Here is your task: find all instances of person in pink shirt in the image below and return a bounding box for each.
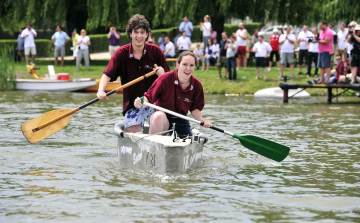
[317,21,333,84]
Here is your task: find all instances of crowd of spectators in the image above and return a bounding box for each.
[14,18,360,84]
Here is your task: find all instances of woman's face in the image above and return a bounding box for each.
[81,30,86,36]
[204,16,208,22]
[182,32,187,37]
[176,55,195,81]
[207,39,212,45]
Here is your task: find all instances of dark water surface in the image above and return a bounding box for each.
[1,91,360,222]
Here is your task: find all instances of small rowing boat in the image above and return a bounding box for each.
[15,78,97,92]
[113,121,208,174]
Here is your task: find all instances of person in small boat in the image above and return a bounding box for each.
[97,14,170,133]
[134,51,212,137]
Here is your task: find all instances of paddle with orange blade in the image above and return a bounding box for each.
[21,65,158,144]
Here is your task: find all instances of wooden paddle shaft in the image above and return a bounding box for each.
[32,65,158,133]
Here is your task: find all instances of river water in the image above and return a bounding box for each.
[1,91,360,222]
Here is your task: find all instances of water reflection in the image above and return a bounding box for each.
[0,91,359,222]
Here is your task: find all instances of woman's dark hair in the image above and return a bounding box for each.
[207,38,213,45]
[125,14,151,41]
[177,51,196,64]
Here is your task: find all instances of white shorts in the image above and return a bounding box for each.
[338,42,345,50]
[124,107,156,129]
[24,47,36,56]
[109,45,120,57]
[71,46,78,57]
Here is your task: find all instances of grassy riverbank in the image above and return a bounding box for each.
[14,59,351,96]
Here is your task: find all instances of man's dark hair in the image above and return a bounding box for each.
[320,21,328,26]
[258,35,264,39]
[27,23,32,27]
[58,25,63,31]
[125,14,151,41]
[336,54,341,58]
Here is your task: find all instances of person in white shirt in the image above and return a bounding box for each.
[279,26,296,78]
[225,35,237,80]
[193,43,203,69]
[177,31,191,54]
[297,25,312,75]
[158,32,166,52]
[235,23,248,70]
[200,15,211,54]
[306,27,319,77]
[164,36,175,58]
[202,38,216,71]
[252,35,272,80]
[76,29,91,70]
[21,23,37,66]
[337,23,348,60]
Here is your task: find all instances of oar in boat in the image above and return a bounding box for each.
[139,97,290,162]
[21,65,158,144]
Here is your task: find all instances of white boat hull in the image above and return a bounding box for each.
[114,122,208,174]
[254,87,310,99]
[15,79,97,92]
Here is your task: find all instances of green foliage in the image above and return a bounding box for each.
[0,47,16,91]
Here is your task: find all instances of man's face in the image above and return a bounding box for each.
[222,32,227,39]
[57,26,61,32]
[239,24,243,29]
[130,28,147,45]
[336,56,341,63]
[258,36,263,43]
[303,25,308,32]
[286,27,291,33]
[165,37,170,43]
[184,17,188,23]
[312,28,317,34]
[319,23,326,30]
[340,25,345,30]
[27,25,32,30]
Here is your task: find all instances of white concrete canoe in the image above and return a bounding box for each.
[15,78,97,92]
[254,87,310,99]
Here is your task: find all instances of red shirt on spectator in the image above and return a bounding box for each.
[270,35,280,51]
[103,43,170,115]
[144,70,205,117]
[335,61,346,80]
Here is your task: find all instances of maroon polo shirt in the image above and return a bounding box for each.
[103,43,170,115]
[335,61,346,80]
[144,70,205,117]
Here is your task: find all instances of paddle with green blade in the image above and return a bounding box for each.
[140,97,290,162]
[21,65,158,144]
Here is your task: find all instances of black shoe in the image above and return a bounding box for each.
[313,78,319,82]
[307,80,313,85]
[298,72,302,75]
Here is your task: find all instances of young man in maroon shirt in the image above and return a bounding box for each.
[97,14,170,133]
[134,51,212,137]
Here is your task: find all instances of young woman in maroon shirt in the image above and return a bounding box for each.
[134,51,212,137]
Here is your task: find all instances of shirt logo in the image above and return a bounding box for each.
[184,98,192,102]
[144,50,147,54]
[190,85,194,90]
[130,54,133,58]
[174,80,179,84]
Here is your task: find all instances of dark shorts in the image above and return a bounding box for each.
[168,117,192,138]
[269,50,280,62]
[255,57,267,67]
[216,56,227,67]
[351,54,360,67]
[317,52,331,68]
[237,46,247,56]
[298,49,308,65]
